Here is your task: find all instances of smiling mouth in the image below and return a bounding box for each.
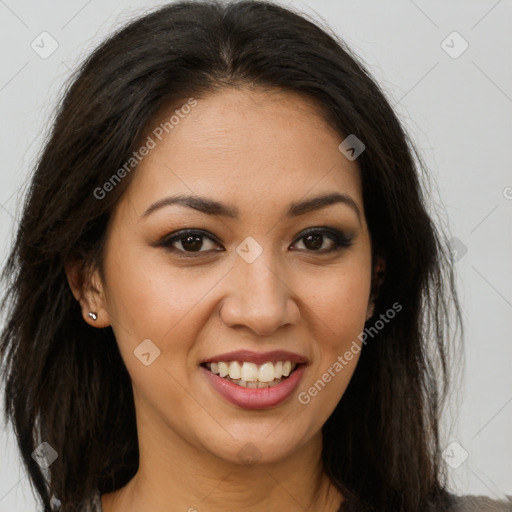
[201,360,300,389]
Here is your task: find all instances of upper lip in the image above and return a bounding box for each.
[200,350,308,365]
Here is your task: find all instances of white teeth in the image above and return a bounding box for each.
[218,362,229,378]
[228,361,242,379]
[240,362,259,382]
[205,360,298,385]
[274,361,283,379]
[258,362,275,382]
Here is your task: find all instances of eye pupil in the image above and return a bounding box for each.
[304,233,323,250]
[181,235,203,252]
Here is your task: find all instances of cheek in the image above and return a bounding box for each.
[304,263,371,347]
[296,263,370,408]
[102,236,219,338]
[101,243,213,416]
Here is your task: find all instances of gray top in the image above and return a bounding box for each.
[84,489,512,511]
[447,495,512,511]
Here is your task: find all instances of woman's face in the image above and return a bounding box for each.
[90,87,372,466]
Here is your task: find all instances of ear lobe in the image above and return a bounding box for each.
[64,259,110,328]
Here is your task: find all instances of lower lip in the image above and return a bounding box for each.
[200,364,306,410]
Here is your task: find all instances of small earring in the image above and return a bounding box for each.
[88,312,98,321]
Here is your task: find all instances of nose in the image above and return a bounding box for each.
[219,250,300,336]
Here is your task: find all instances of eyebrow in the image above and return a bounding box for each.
[142,192,361,222]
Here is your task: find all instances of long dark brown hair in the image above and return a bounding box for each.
[0,1,464,510]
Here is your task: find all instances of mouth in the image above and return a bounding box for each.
[199,351,307,410]
[200,360,302,389]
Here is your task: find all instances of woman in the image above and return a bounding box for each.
[0,1,510,511]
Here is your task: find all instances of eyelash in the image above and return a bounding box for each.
[157,227,354,258]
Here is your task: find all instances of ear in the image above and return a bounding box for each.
[366,255,386,321]
[65,259,111,328]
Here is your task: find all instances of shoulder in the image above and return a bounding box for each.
[447,494,512,511]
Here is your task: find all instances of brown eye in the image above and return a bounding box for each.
[159,229,222,256]
[177,234,208,252]
[291,228,354,253]
[301,233,325,251]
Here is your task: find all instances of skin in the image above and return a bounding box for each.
[66,86,379,512]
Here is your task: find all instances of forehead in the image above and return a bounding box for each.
[125,87,363,218]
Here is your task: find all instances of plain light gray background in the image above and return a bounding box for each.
[0,0,511,509]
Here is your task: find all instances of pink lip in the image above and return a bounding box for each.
[200,349,308,365]
[200,363,306,410]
